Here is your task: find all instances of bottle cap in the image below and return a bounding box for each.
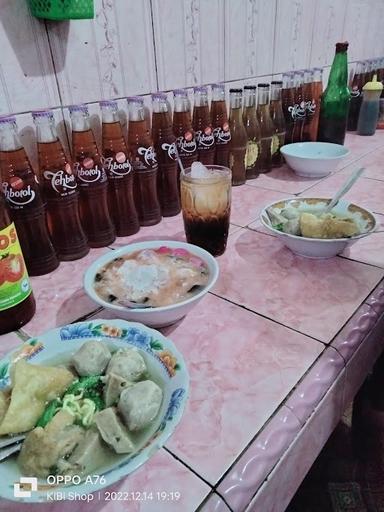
[0,116,16,125]
[336,41,348,52]
[151,92,167,101]
[211,83,225,90]
[244,85,257,89]
[127,96,144,104]
[229,88,242,93]
[32,110,54,120]
[270,81,283,85]
[69,104,89,115]
[99,100,117,109]
[257,83,270,88]
[173,89,188,97]
[363,74,384,91]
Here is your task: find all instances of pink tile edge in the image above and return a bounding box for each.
[365,278,384,316]
[217,406,301,512]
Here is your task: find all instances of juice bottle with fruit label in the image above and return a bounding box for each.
[33,110,89,260]
[0,116,59,276]
[127,97,162,226]
[100,100,139,237]
[193,86,215,165]
[211,83,231,166]
[151,93,180,217]
[0,191,35,334]
[69,104,116,247]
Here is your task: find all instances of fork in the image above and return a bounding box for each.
[0,434,25,462]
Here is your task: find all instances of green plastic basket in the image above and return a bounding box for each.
[28,0,94,20]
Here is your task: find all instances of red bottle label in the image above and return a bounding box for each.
[102,152,132,178]
[213,123,231,145]
[176,132,197,155]
[43,162,77,196]
[196,126,215,149]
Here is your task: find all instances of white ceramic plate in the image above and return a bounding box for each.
[260,197,377,259]
[0,319,189,502]
[83,240,219,328]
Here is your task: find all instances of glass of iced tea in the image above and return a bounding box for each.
[180,164,231,256]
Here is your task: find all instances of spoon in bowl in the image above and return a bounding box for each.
[321,167,365,215]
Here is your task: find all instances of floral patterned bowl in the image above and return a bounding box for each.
[0,319,189,503]
[84,240,219,327]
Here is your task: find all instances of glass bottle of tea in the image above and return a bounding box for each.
[256,84,275,173]
[228,88,247,186]
[242,85,261,179]
[292,71,305,143]
[347,61,364,131]
[302,68,323,142]
[281,72,295,144]
[269,81,286,167]
[211,83,231,166]
[318,42,351,145]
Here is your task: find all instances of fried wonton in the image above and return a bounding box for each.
[0,360,74,435]
[300,213,359,239]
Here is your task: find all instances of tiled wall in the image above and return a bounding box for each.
[1,0,383,168]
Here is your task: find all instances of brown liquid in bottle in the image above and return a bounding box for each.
[243,86,261,179]
[173,89,198,172]
[228,88,247,185]
[33,111,89,260]
[256,84,274,173]
[70,105,115,247]
[151,93,180,217]
[304,68,323,141]
[211,84,231,167]
[127,97,162,227]
[282,72,295,144]
[0,192,36,334]
[269,81,286,167]
[193,87,215,165]
[292,71,305,143]
[100,101,140,236]
[0,118,59,276]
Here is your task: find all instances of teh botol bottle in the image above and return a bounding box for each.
[243,85,261,179]
[151,93,180,217]
[100,100,140,236]
[127,97,161,226]
[211,83,231,166]
[192,86,215,165]
[256,84,275,173]
[69,104,115,247]
[0,191,36,334]
[0,116,59,276]
[33,110,89,260]
[269,81,286,166]
[228,89,247,186]
[318,42,351,145]
[173,89,198,172]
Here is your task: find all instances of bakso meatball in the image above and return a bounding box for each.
[106,348,146,382]
[72,341,111,376]
[118,380,163,431]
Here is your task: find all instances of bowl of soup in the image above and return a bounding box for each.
[0,319,188,502]
[84,241,219,327]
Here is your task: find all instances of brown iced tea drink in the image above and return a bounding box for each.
[180,163,231,256]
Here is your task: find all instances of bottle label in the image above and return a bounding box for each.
[288,102,306,120]
[196,126,215,150]
[102,152,132,178]
[2,177,37,208]
[161,142,177,161]
[271,134,280,155]
[245,140,259,168]
[305,99,316,117]
[0,222,32,312]
[135,146,157,170]
[213,122,231,145]
[176,131,197,155]
[351,86,360,98]
[74,158,107,186]
[43,163,77,196]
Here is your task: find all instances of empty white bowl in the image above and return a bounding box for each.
[280,142,349,178]
[84,240,219,327]
[260,198,377,259]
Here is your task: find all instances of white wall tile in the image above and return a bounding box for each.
[48,0,156,106]
[342,0,371,62]
[225,0,276,81]
[362,0,384,59]
[310,0,348,68]
[0,1,60,115]
[152,0,224,91]
[273,0,316,74]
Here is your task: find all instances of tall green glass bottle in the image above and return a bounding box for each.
[317,42,351,145]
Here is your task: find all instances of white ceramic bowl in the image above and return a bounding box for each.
[84,240,219,328]
[260,198,377,259]
[280,142,349,178]
[0,319,189,502]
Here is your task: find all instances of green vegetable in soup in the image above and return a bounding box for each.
[66,376,105,411]
[36,398,61,428]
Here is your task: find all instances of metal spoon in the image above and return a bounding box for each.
[322,167,364,215]
[117,299,152,309]
[0,434,25,462]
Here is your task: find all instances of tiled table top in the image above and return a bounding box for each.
[2,132,384,512]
